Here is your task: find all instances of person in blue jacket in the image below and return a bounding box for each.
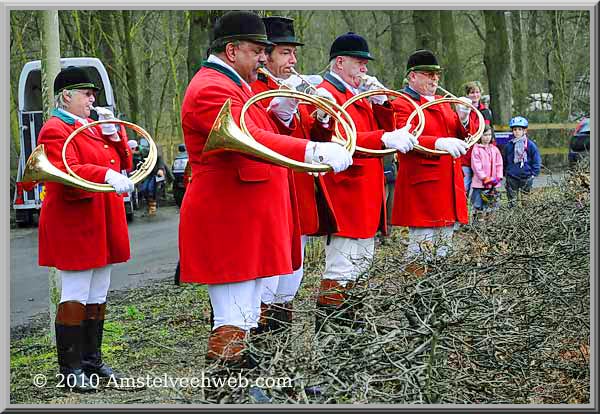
[503,116,542,206]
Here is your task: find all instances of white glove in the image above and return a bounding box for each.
[281,74,304,90]
[269,96,299,123]
[381,125,418,154]
[95,107,118,136]
[105,168,135,195]
[455,96,472,122]
[315,87,335,124]
[296,74,323,94]
[434,137,468,158]
[311,142,353,173]
[358,75,387,105]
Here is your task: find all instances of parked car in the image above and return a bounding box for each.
[568,117,590,166]
[172,143,189,207]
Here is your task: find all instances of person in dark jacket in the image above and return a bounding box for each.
[503,116,542,207]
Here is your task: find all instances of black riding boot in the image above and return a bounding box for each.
[55,301,97,392]
[81,303,125,382]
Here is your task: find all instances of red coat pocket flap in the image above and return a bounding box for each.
[409,171,440,185]
[238,165,271,183]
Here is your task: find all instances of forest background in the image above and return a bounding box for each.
[9,9,591,170]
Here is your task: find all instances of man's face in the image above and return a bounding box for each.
[408,70,441,97]
[266,45,298,79]
[228,41,267,84]
[336,56,369,88]
[467,87,481,105]
[65,88,96,118]
[512,127,526,138]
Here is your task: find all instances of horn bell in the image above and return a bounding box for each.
[203,98,331,173]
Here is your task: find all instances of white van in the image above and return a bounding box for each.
[13,57,118,226]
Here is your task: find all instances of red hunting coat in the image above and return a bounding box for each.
[391,87,468,227]
[38,110,132,270]
[317,72,395,239]
[179,61,310,285]
[251,74,339,236]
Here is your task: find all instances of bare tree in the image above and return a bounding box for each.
[40,10,61,342]
[483,11,512,125]
[440,11,460,94]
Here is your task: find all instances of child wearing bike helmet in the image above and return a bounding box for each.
[503,115,542,207]
[471,125,503,215]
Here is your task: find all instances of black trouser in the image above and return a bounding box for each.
[505,175,534,207]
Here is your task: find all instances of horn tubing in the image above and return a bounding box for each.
[236,89,357,172]
[60,119,158,191]
[340,89,426,157]
[405,97,485,155]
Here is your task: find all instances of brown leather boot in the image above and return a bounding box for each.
[250,302,271,336]
[148,200,157,216]
[315,279,357,332]
[206,325,249,368]
[55,301,97,392]
[404,262,428,277]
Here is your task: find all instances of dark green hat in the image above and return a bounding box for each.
[406,49,443,74]
[262,16,304,46]
[54,66,100,94]
[329,32,374,61]
[210,11,274,49]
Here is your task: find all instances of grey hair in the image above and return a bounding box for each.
[54,89,73,110]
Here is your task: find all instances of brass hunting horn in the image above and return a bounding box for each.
[202,90,356,173]
[22,118,157,192]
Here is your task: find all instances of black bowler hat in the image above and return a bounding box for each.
[262,16,304,46]
[406,49,443,74]
[329,32,374,61]
[210,11,274,49]
[54,66,100,94]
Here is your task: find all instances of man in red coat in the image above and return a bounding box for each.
[391,50,470,273]
[37,67,134,392]
[179,11,352,368]
[313,32,417,330]
[250,16,340,334]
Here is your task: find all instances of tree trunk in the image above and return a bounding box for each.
[483,11,512,125]
[413,11,441,55]
[97,12,118,106]
[439,11,460,95]
[388,10,413,89]
[186,11,224,83]
[510,11,528,114]
[550,11,568,120]
[40,10,62,343]
[120,11,140,124]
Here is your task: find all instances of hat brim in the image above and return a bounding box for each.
[212,34,275,48]
[269,37,304,46]
[407,64,443,73]
[57,83,101,93]
[330,50,374,61]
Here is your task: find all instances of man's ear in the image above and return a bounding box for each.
[61,89,71,103]
[224,42,237,62]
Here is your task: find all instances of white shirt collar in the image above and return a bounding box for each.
[329,71,360,95]
[58,108,88,125]
[207,54,252,92]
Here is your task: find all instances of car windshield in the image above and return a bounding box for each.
[576,118,590,134]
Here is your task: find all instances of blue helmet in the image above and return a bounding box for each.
[509,116,528,128]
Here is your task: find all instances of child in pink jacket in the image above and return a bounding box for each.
[471,125,504,212]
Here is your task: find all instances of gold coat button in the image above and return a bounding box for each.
[104,144,109,149]
[110,159,115,164]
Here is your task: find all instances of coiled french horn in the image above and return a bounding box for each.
[22,117,157,192]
